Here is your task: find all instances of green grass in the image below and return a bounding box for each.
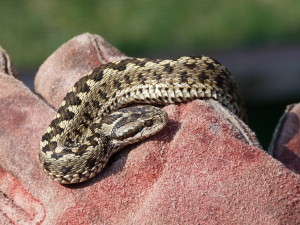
[1,0,299,150]
[1,0,300,69]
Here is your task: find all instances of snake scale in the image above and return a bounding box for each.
[39,56,246,184]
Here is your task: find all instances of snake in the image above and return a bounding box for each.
[39,56,246,184]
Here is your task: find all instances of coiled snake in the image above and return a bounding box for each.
[39,56,246,184]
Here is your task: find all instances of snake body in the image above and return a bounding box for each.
[39,56,246,184]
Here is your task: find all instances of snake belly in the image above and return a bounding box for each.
[39,56,246,184]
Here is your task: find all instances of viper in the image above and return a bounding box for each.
[39,56,246,184]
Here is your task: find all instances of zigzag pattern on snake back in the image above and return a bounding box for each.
[39,56,246,184]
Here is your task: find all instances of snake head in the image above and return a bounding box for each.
[103,105,168,151]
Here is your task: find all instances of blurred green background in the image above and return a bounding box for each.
[1,0,300,149]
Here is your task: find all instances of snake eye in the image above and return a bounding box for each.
[144,119,154,127]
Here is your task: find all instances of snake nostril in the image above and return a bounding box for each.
[144,120,154,127]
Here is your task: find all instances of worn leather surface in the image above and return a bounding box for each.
[0,33,299,225]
